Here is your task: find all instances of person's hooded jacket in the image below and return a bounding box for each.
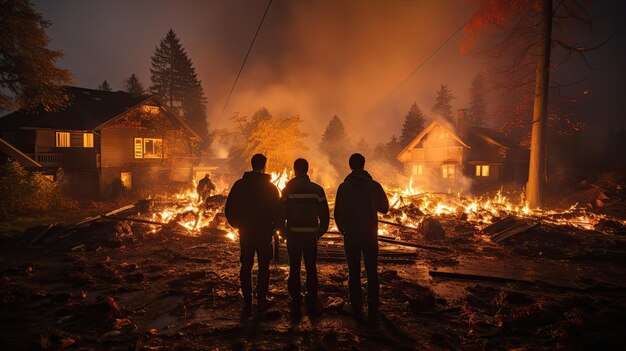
[334,170,389,238]
[225,171,281,244]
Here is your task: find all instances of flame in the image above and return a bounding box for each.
[385,178,610,232]
[271,168,292,193]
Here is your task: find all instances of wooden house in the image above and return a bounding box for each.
[0,87,200,198]
[396,109,528,188]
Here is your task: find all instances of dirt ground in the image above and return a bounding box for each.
[1,193,626,351]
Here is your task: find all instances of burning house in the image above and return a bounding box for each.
[0,87,200,198]
[396,109,529,188]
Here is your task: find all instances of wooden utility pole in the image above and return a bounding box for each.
[527,0,553,208]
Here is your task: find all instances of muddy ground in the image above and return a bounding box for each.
[1,196,626,350]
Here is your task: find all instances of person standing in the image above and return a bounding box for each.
[196,173,216,202]
[282,158,330,315]
[334,153,389,321]
[225,154,281,314]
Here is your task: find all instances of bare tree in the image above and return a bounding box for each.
[464,0,614,207]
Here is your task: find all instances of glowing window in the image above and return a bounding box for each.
[476,165,490,177]
[120,172,132,189]
[412,164,423,175]
[442,164,455,179]
[143,138,163,158]
[83,133,94,148]
[134,138,143,159]
[56,132,70,147]
[141,105,160,115]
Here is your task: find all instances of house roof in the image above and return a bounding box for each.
[0,86,201,140]
[0,87,149,130]
[468,126,515,149]
[396,120,517,161]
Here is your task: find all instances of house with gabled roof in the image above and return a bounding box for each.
[396,109,529,188]
[0,86,201,198]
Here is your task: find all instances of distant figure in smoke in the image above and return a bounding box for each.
[225,154,281,314]
[334,153,389,321]
[282,158,330,316]
[196,173,216,202]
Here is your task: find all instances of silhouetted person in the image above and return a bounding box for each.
[334,153,389,321]
[196,173,216,202]
[282,158,330,315]
[225,154,281,314]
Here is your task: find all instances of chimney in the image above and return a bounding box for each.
[457,108,469,137]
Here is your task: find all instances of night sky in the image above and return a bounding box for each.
[32,0,626,146]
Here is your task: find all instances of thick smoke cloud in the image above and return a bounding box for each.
[34,0,480,146]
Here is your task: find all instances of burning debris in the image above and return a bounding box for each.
[1,176,626,350]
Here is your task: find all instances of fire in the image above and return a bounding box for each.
[271,168,292,192]
[143,184,238,241]
[385,177,608,232]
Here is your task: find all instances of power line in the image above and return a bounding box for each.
[364,19,470,118]
[215,0,273,127]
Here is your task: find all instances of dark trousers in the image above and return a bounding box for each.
[287,234,318,303]
[240,240,273,303]
[344,235,379,314]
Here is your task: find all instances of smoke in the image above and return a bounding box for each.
[208,0,479,144]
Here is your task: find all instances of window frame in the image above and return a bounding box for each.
[134,137,163,159]
[83,133,94,148]
[442,164,455,179]
[56,132,71,147]
[475,164,490,177]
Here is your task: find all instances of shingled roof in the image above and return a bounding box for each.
[0,87,149,131]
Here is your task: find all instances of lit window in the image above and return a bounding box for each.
[141,105,160,115]
[134,137,163,158]
[120,172,132,189]
[56,132,70,147]
[143,138,163,158]
[412,164,424,176]
[442,164,455,179]
[476,165,490,177]
[134,138,143,158]
[83,133,94,148]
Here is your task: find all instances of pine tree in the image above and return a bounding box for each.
[400,102,426,146]
[0,0,71,112]
[320,115,350,173]
[123,74,145,97]
[98,80,112,91]
[149,29,207,137]
[432,84,455,123]
[468,73,487,126]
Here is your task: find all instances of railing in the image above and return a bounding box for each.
[37,153,62,164]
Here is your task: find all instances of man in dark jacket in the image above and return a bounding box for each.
[225,154,281,313]
[334,153,389,321]
[281,158,330,315]
[196,173,216,202]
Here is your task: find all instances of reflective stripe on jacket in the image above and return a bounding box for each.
[281,175,330,237]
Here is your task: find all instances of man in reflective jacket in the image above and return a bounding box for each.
[282,158,330,315]
[225,154,281,314]
[334,153,389,321]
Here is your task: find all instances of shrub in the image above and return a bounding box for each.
[0,160,77,218]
